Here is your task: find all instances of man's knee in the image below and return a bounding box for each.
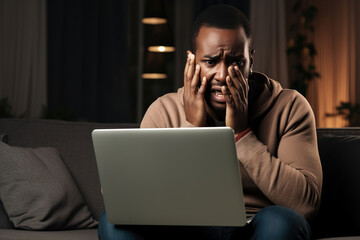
[250,206,311,240]
[98,212,145,240]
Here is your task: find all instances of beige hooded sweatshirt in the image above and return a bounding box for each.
[140,72,323,221]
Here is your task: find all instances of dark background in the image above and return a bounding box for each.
[46,0,250,123]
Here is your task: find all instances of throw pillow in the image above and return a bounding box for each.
[0,142,98,230]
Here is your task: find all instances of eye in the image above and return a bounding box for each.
[204,59,216,65]
[235,59,245,67]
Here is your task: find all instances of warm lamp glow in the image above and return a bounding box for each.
[148,46,175,53]
[142,18,167,25]
[142,73,167,79]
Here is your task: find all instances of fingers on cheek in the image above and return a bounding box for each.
[188,56,197,80]
[234,65,242,78]
[221,86,232,104]
[228,66,235,77]
[197,77,207,95]
[191,69,199,88]
[226,77,238,97]
[186,67,192,80]
[195,64,200,76]
[185,55,191,72]
[201,76,207,87]
[226,76,233,87]
[231,66,241,87]
[185,57,192,76]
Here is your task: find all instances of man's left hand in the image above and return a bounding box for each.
[221,65,249,135]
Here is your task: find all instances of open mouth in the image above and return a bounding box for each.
[210,88,226,103]
[214,90,224,96]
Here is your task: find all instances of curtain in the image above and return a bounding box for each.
[47,0,132,123]
[0,0,46,118]
[307,0,360,127]
[250,0,289,88]
[174,0,195,89]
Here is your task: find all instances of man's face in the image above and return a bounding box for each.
[195,26,253,119]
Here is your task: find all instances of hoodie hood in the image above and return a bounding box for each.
[248,72,283,121]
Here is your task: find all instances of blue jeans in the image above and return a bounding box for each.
[98,205,311,240]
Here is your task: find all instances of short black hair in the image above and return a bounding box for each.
[191,4,252,53]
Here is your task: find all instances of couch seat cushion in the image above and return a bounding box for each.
[0,229,98,240]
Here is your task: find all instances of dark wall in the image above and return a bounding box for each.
[46,0,249,123]
[194,0,249,18]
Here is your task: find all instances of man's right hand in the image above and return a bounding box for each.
[183,51,208,127]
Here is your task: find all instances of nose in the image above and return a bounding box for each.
[214,62,227,84]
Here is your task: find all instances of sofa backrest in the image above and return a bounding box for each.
[0,118,139,225]
[312,128,360,238]
[1,119,360,237]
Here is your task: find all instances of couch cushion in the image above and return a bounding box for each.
[0,142,98,230]
[0,118,139,221]
[0,229,98,240]
[0,133,13,229]
[311,133,360,238]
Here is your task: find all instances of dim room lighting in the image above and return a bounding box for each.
[142,73,167,79]
[148,46,175,52]
[142,17,167,25]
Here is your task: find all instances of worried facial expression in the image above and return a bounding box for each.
[195,26,253,118]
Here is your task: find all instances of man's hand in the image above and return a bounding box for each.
[183,52,208,127]
[222,65,249,135]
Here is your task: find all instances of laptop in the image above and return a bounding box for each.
[92,127,250,227]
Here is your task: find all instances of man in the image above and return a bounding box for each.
[99,4,322,240]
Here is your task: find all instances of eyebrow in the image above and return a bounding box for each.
[203,53,244,59]
[203,54,221,59]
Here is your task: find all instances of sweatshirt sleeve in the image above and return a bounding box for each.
[237,93,322,220]
[140,99,167,128]
[140,93,195,128]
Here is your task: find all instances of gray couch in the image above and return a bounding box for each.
[0,118,137,240]
[0,118,359,240]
